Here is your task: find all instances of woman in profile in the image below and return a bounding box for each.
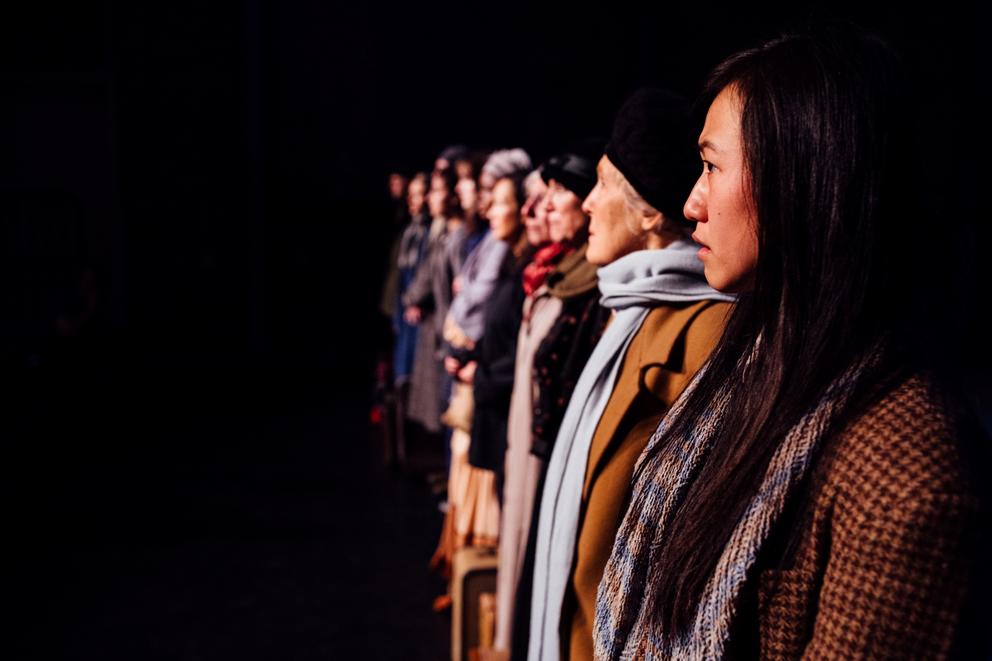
[595,25,985,659]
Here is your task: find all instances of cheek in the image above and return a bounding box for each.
[567,205,584,229]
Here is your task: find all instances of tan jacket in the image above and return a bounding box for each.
[565,299,731,660]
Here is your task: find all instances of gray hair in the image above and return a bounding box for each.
[523,169,545,198]
[615,167,691,238]
[482,148,533,181]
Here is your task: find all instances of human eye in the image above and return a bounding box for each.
[702,160,715,174]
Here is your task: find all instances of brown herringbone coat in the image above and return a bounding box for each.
[738,372,981,659]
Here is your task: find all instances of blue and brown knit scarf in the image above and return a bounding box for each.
[594,341,884,659]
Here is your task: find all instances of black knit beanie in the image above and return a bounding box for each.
[604,88,698,223]
[539,138,603,200]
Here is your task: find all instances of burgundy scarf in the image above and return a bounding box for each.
[523,242,571,296]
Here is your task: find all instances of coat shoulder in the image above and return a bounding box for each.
[826,372,975,505]
[636,300,731,374]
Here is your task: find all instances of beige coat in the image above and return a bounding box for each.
[494,284,563,653]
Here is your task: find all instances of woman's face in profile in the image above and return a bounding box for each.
[684,85,759,293]
[478,171,497,217]
[582,155,651,266]
[428,173,450,218]
[487,178,521,242]
[456,177,478,216]
[407,177,427,216]
[522,178,550,246]
[545,180,587,243]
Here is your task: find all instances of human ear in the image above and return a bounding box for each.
[641,211,664,234]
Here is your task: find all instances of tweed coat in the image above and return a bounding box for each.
[717,371,983,660]
[403,218,453,432]
[598,369,986,660]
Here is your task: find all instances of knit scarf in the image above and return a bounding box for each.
[523,242,571,296]
[593,340,885,660]
[528,241,735,661]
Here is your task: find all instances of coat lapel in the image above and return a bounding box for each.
[580,301,717,500]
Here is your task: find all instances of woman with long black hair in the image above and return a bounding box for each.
[595,25,985,659]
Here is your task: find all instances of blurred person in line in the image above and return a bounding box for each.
[452,150,489,281]
[491,168,567,658]
[445,148,533,351]
[431,149,533,602]
[424,148,488,491]
[435,144,470,175]
[378,170,410,321]
[447,164,535,533]
[529,144,612,463]
[372,169,411,434]
[509,144,611,661]
[403,167,463,436]
[595,26,987,659]
[528,89,734,661]
[454,150,483,185]
[393,172,430,389]
[475,148,529,229]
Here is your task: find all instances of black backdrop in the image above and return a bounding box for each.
[3,0,987,375]
[2,2,990,658]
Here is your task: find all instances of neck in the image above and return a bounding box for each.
[510,229,528,256]
[645,233,667,251]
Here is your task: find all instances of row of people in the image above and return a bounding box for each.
[380,22,984,661]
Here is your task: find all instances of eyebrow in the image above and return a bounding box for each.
[698,139,721,154]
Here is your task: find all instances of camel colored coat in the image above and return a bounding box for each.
[564,299,731,660]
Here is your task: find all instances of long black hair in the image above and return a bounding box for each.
[650,24,922,633]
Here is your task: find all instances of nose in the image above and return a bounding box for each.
[683,174,707,223]
[521,197,534,219]
[580,189,595,217]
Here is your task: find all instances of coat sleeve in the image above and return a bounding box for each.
[456,240,508,331]
[800,490,978,660]
[472,339,517,405]
[401,250,435,310]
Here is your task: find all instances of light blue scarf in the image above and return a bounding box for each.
[528,240,734,661]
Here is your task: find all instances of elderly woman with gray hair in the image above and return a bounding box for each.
[528,89,735,661]
[444,148,535,350]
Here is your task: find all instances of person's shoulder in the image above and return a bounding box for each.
[828,371,977,502]
[640,299,731,343]
[686,299,733,336]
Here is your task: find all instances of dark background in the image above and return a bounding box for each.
[2,1,988,659]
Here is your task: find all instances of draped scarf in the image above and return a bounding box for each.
[594,340,885,659]
[523,242,572,297]
[528,241,734,660]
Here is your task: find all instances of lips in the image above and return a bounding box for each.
[692,232,711,258]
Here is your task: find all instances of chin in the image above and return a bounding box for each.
[702,266,728,292]
[585,249,608,267]
[707,272,749,294]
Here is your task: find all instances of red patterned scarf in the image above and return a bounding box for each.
[523,242,571,296]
